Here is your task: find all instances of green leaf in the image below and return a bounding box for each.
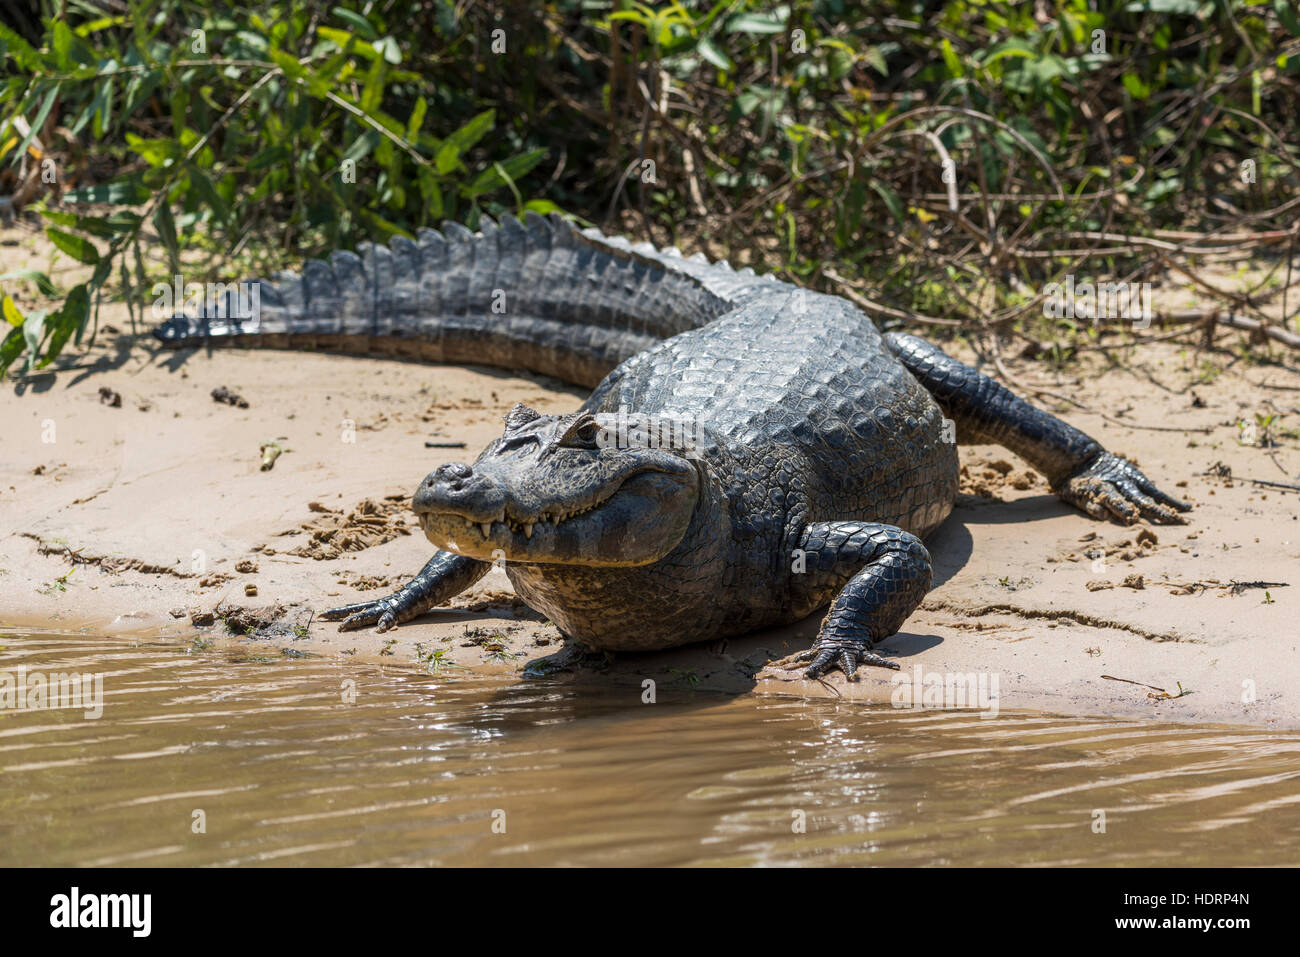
[696,38,733,71]
[39,284,90,368]
[125,133,182,167]
[726,12,787,34]
[522,199,561,216]
[316,25,377,59]
[75,15,125,38]
[0,325,27,377]
[0,23,41,71]
[941,38,964,78]
[1279,0,1300,37]
[91,74,114,140]
[153,204,180,274]
[982,40,1037,67]
[188,167,231,224]
[357,207,413,240]
[249,144,292,170]
[41,209,122,239]
[333,6,378,41]
[417,166,444,219]
[1125,0,1199,13]
[343,129,380,164]
[861,46,888,77]
[1121,73,1150,99]
[11,85,61,167]
[0,269,56,297]
[89,257,112,292]
[465,148,546,197]
[435,109,495,174]
[47,228,100,265]
[63,177,151,205]
[407,96,428,140]
[868,180,904,224]
[269,47,304,80]
[51,19,74,69]
[359,53,389,113]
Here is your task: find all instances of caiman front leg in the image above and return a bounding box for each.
[319,551,490,632]
[790,522,933,679]
[884,332,1190,524]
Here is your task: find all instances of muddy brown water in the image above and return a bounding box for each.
[2,629,1299,867]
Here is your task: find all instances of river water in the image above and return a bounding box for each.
[2,629,1298,866]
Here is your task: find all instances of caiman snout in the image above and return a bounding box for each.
[435,461,473,488]
[413,462,504,518]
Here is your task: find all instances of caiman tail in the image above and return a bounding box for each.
[153,212,784,388]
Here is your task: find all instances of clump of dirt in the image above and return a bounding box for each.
[334,570,402,591]
[1050,528,1163,565]
[209,599,314,639]
[460,624,525,656]
[283,495,411,560]
[959,458,1040,500]
[211,385,249,408]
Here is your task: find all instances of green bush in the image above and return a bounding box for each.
[2,0,1297,377]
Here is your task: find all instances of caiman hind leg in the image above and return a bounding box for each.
[320,551,490,632]
[884,331,1190,524]
[791,522,933,679]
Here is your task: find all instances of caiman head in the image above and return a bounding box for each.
[413,403,701,566]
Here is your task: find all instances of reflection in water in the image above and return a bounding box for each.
[2,630,1298,866]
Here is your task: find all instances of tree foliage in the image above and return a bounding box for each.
[1,0,1297,376]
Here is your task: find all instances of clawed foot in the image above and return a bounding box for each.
[319,552,490,633]
[795,637,899,680]
[1055,451,1191,525]
[319,595,405,632]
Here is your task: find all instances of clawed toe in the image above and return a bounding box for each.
[803,648,836,679]
[319,601,367,621]
[801,640,899,679]
[323,599,395,632]
[1060,452,1191,528]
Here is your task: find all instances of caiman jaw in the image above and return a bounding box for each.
[420,482,616,542]
[414,466,698,568]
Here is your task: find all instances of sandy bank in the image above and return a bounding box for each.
[2,297,1298,728]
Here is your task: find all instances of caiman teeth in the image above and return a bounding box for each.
[445,494,613,538]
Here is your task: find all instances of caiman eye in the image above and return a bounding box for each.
[558,414,601,448]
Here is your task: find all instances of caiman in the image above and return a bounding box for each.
[156,213,1189,678]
